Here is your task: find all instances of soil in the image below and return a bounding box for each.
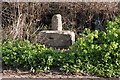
[2,69,100,78]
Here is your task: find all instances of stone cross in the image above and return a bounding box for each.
[52,14,62,31]
[38,14,75,49]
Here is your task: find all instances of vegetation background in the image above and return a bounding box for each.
[1,2,120,42]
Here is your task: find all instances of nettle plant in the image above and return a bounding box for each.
[61,15,120,77]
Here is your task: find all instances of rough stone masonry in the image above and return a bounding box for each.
[38,14,75,48]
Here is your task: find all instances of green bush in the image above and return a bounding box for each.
[2,39,65,72]
[60,15,120,77]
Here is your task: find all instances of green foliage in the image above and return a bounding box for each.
[2,39,65,72]
[61,15,120,77]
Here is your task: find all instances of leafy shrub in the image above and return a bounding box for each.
[60,15,120,77]
[2,39,65,72]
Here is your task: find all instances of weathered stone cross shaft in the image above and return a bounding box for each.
[38,14,75,48]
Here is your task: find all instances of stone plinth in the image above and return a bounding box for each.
[38,31,75,48]
[38,14,75,48]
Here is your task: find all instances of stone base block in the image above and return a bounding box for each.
[38,31,75,48]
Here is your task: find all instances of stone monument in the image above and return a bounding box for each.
[52,14,62,31]
[38,14,75,48]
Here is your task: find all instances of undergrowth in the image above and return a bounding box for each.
[2,15,120,77]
